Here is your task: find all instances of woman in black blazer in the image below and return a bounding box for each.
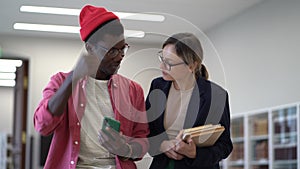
[146,33,233,169]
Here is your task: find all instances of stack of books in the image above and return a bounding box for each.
[182,124,225,147]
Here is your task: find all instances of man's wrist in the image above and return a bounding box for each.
[119,143,132,161]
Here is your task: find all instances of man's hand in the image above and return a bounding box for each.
[98,127,131,157]
[73,47,101,81]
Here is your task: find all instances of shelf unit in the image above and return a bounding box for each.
[224,102,300,169]
[0,133,13,169]
[7,135,13,169]
[272,106,298,169]
[227,115,245,169]
[248,111,269,169]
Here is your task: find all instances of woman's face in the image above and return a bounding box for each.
[160,44,192,82]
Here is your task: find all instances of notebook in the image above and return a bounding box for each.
[182,124,225,147]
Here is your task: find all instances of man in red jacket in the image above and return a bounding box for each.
[34,5,149,169]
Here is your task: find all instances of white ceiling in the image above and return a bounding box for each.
[0,0,265,43]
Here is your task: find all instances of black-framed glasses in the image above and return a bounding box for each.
[157,50,186,71]
[98,43,130,58]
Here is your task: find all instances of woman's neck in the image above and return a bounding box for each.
[173,74,196,91]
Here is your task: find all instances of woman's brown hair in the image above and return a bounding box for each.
[162,33,209,80]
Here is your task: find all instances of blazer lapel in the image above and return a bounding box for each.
[183,78,207,129]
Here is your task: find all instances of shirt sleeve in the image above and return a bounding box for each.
[128,81,150,159]
[33,72,67,136]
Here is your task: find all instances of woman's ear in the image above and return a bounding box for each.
[188,63,197,73]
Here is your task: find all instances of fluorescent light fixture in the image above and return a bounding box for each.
[0,66,16,73]
[0,73,16,80]
[20,5,80,16]
[115,12,165,22]
[14,23,145,38]
[124,30,145,38]
[0,59,23,67]
[0,59,22,87]
[20,5,165,22]
[0,80,16,87]
[14,23,79,33]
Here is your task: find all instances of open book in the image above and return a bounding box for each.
[182,124,225,147]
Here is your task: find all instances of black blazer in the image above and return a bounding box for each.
[146,77,233,169]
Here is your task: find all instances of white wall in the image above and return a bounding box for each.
[206,0,300,113]
[0,88,14,133]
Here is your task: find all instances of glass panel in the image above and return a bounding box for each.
[228,117,244,168]
[273,163,296,169]
[272,106,297,168]
[251,166,269,169]
[231,117,244,138]
[228,167,244,169]
[249,112,269,169]
[230,142,244,161]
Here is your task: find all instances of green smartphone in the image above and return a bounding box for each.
[102,117,120,133]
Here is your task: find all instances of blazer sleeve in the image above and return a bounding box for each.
[183,92,233,167]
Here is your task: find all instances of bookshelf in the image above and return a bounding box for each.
[224,102,300,169]
[272,106,297,169]
[0,133,13,169]
[6,135,13,169]
[227,116,245,169]
[249,111,269,169]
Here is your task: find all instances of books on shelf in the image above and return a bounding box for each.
[231,119,244,138]
[255,140,268,160]
[230,142,244,161]
[253,118,268,136]
[182,124,225,147]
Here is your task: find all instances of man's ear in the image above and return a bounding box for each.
[85,42,94,54]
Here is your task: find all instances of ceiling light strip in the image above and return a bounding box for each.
[0,80,16,87]
[0,59,23,67]
[125,30,145,38]
[0,73,16,80]
[115,12,165,22]
[13,23,145,38]
[14,23,79,33]
[20,5,165,22]
[20,5,80,16]
[0,66,16,73]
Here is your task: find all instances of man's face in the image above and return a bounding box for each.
[94,34,127,76]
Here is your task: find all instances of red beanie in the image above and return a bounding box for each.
[79,5,119,41]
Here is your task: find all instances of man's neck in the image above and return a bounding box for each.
[95,69,111,80]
